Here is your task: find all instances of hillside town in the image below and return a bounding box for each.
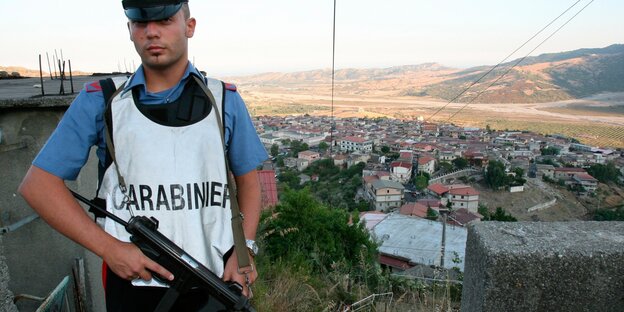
[250,114,624,272]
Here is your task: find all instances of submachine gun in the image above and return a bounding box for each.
[70,190,256,312]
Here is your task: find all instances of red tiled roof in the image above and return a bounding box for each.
[554,167,587,173]
[418,156,435,165]
[379,253,413,270]
[450,208,482,226]
[575,173,598,181]
[427,183,449,195]
[391,161,412,169]
[448,187,479,196]
[399,203,429,218]
[363,175,379,184]
[298,150,319,157]
[417,199,442,208]
[257,170,278,209]
[343,136,368,143]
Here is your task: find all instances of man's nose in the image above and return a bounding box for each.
[145,21,160,38]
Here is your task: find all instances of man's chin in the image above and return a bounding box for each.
[142,57,172,70]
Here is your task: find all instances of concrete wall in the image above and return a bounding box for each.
[0,108,105,312]
[461,221,624,312]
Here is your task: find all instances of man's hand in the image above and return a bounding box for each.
[223,252,258,298]
[103,240,174,282]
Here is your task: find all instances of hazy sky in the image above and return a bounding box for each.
[1,0,621,76]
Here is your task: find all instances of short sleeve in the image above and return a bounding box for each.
[33,86,106,180]
[223,90,268,176]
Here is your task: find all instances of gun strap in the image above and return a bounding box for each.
[101,80,130,199]
[193,76,252,271]
[154,287,180,312]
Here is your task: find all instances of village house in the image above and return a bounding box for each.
[366,179,405,211]
[332,153,348,167]
[572,172,599,195]
[426,183,480,213]
[448,208,482,227]
[391,161,413,183]
[399,202,430,218]
[417,156,436,175]
[554,167,588,180]
[340,136,373,153]
[347,151,371,167]
[448,186,480,213]
[298,150,320,163]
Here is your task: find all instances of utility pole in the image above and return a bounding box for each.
[439,208,449,268]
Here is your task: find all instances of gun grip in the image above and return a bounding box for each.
[130,236,169,284]
[226,281,243,296]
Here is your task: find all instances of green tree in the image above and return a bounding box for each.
[485,160,510,190]
[593,206,624,221]
[452,157,469,170]
[587,162,621,184]
[438,161,453,173]
[289,140,309,157]
[278,169,301,190]
[270,143,279,158]
[318,141,329,153]
[260,189,378,272]
[477,204,490,220]
[511,167,526,186]
[426,207,438,220]
[381,146,390,154]
[540,146,560,155]
[488,207,517,221]
[414,174,429,191]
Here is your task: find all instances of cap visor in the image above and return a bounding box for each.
[124,4,182,22]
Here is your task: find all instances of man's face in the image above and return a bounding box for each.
[128,10,196,71]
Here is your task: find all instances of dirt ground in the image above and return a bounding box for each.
[473,177,591,221]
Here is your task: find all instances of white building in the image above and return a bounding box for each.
[340,136,373,153]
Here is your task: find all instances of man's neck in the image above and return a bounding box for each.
[143,60,189,93]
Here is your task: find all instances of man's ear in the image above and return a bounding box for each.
[186,17,196,38]
[127,22,134,41]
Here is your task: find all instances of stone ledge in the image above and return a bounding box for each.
[461,221,624,312]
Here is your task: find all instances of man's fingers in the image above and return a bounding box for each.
[144,259,174,281]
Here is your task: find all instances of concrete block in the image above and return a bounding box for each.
[0,236,19,312]
[461,221,624,312]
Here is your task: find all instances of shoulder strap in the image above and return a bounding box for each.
[92,78,126,218]
[193,76,252,273]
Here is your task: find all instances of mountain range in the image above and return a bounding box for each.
[232,44,624,104]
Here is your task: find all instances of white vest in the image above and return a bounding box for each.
[97,76,233,286]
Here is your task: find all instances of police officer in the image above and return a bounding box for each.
[19,0,267,310]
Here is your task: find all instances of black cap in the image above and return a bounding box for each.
[122,0,188,22]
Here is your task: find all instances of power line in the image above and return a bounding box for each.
[447,0,594,122]
[329,0,337,155]
[425,0,583,122]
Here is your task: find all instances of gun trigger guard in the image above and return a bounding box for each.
[237,263,254,275]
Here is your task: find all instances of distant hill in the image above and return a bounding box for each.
[0,66,91,78]
[421,44,624,103]
[238,63,454,84]
[231,44,624,103]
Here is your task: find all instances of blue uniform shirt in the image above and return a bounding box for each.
[34,63,268,180]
